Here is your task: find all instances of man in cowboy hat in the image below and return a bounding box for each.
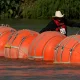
[39,11,80,36]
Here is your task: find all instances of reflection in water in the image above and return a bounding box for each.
[0,58,80,80]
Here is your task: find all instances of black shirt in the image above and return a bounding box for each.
[39,18,80,36]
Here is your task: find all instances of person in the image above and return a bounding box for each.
[39,11,80,36]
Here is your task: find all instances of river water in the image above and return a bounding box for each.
[0,19,80,80]
[0,19,80,35]
[0,58,80,80]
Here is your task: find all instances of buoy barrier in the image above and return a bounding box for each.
[0,26,16,57]
[54,35,80,63]
[0,26,16,35]
[4,29,39,59]
[28,31,66,61]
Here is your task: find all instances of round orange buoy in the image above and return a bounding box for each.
[54,35,80,63]
[28,31,66,61]
[0,26,16,57]
[0,26,16,33]
[4,29,39,59]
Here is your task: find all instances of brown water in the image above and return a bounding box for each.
[0,58,80,80]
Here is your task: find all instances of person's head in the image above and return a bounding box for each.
[52,11,64,22]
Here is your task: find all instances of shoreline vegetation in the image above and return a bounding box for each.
[0,0,80,20]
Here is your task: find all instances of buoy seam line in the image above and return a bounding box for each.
[54,36,71,62]
[7,32,16,41]
[42,35,62,61]
[60,40,80,63]
[33,32,64,59]
[28,34,40,57]
[42,36,58,60]
[56,35,75,48]
[33,33,56,58]
[69,42,80,62]
[18,32,38,58]
[54,43,80,63]
[10,33,18,44]
[28,33,45,58]
[0,30,15,57]
[18,36,28,58]
[54,35,78,62]
[0,30,11,37]
[32,35,62,60]
[5,32,37,58]
[8,30,31,47]
[72,35,80,42]
[33,34,45,58]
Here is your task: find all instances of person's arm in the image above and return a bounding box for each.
[64,18,80,27]
[39,20,56,33]
[39,25,50,33]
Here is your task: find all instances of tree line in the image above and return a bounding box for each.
[0,0,80,20]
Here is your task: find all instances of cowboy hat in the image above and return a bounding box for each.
[52,11,64,18]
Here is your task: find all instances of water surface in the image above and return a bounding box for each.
[0,58,80,80]
[0,19,80,80]
[0,19,80,35]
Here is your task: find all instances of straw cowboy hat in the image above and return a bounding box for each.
[52,11,64,18]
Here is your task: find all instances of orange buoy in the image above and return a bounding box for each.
[0,26,16,57]
[54,35,80,63]
[4,29,39,59]
[28,31,66,61]
[0,26,16,33]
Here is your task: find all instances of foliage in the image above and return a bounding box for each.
[0,0,80,19]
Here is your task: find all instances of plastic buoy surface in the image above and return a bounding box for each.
[28,31,66,61]
[0,26,16,57]
[54,35,80,63]
[4,29,39,59]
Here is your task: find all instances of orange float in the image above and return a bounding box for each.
[54,35,80,63]
[0,26,16,57]
[28,31,66,61]
[4,29,39,59]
